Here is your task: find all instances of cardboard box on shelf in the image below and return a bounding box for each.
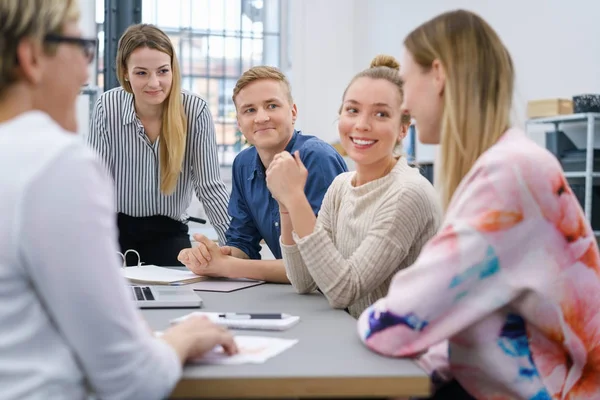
[527,98,573,119]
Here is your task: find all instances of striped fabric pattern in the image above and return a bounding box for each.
[87,87,230,245]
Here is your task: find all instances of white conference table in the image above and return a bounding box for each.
[142,281,431,399]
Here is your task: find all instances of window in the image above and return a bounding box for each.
[143,0,282,165]
[94,0,282,166]
[95,0,105,90]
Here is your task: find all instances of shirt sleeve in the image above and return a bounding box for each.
[190,104,231,245]
[87,99,114,176]
[17,147,181,400]
[225,158,263,260]
[356,163,534,362]
[291,182,438,309]
[301,142,348,215]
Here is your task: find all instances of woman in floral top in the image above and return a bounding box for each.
[358,9,600,400]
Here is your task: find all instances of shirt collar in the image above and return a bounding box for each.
[248,130,299,181]
[121,91,137,126]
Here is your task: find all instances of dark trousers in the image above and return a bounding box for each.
[425,379,475,400]
[117,213,192,266]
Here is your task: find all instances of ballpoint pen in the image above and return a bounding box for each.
[218,313,290,320]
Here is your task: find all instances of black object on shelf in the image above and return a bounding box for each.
[572,94,600,113]
[568,182,600,231]
[545,130,600,171]
[546,130,576,159]
[561,149,600,172]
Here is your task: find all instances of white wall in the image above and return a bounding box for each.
[289,0,600,160]
[287,0,360,144]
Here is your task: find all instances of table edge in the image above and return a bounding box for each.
[170,375,431,398]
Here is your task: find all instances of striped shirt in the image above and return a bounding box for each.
[87,87,230,245]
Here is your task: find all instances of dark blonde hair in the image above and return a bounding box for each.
[116,23,187,194]
[405,10,514,210]
[0,0,79,97]
[232,65,293,106]
[339,54,411,126]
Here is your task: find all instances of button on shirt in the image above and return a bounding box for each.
[226,131,348,259]
[88,87,230,244]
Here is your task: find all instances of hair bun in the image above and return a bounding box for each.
[370,54,400,71]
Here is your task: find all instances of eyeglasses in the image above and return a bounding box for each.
[44,34,97,64]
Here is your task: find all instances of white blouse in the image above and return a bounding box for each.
[0,111,180,400]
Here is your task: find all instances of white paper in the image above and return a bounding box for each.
[191,336,299,365]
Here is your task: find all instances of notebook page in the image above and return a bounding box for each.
[122,265,206,285]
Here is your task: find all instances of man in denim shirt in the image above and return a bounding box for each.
[178,66,347,282]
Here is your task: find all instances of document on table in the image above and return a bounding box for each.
[191,336,299,365]
[186,278,265,293]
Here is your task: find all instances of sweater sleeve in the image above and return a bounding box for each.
[291,181,438,309]
[280,177,339,294]
[356,162,537,361]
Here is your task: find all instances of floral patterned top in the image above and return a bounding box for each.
[358,128,600,399]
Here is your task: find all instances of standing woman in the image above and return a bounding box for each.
[88,24,230,266]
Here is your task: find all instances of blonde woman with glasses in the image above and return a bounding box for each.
[358,9,600,400]
[0,1,236,399]
[88,24,231,266]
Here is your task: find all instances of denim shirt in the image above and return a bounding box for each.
[225,131,348,259]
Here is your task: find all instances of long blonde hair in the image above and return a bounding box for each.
[404,10,514,210]
[116,23,187,194]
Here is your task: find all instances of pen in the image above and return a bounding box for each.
[187,216,207,224]
[218,313,290,320]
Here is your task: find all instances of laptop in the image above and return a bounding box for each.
[130,285,203,309]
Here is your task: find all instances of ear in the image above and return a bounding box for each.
[291,103,298,124]
[431,59,446,96]
[399,123,409,139]
[16,37,44,84]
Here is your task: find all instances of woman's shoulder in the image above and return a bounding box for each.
[98,86,129,104]
[321,171,355,204]
[389,160,439,204]
[181,89,209,115]
[450,128,572,219]
[470,128,564,189]
[330,170,355,188]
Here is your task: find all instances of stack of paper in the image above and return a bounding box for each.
[192,336,299,365]
[121,265,207,285]
[171,312,301,331]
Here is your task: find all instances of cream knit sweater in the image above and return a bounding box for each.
[281,157,442,318]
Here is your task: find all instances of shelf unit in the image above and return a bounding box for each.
[526,112,600,234]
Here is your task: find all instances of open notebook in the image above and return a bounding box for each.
[122,265,207,285]
[118,249,206,285]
